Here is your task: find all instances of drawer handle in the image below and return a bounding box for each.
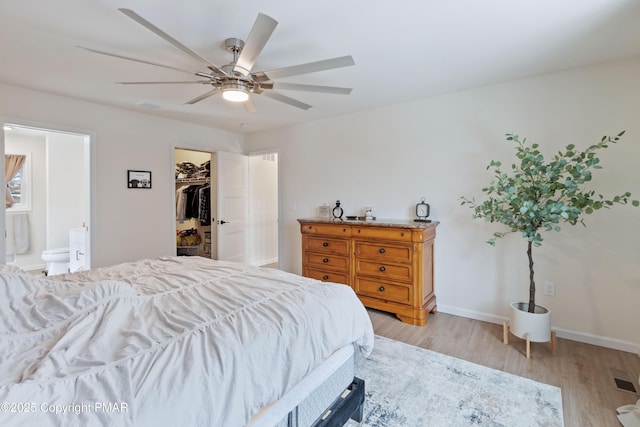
[379,266,386,272]
[400,232,405,237]
[323,258,329,263]
[379,248,385,254]
[323,241,329,247]
[378,286,385,292]
[323,275,329,280]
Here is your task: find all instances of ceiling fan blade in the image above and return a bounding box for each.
[116,80,211,85]
[260,91,312,110]
[184,88,219,105]
[258,55,355,80]
[77,46,195,75]
[233,13,278,76]
[272,82,352,95]
[244,96,257,113]
[118,8,227,76]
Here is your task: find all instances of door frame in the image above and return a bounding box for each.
[1,117,95,268]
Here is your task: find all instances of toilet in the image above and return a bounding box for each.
[42,247,70,275]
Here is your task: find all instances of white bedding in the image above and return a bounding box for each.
[0,256,374,427]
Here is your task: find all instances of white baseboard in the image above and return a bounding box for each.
[252,257,278,267]
[18,263,46,273]
[438,304,640,356]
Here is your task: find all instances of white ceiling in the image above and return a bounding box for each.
[2,0,640,134]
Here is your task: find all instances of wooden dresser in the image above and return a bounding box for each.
[298,218,438,326]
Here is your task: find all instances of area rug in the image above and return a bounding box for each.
[346,336,563,427]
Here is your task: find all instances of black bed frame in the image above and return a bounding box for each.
[309,377,365,427]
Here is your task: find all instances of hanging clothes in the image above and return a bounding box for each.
[176,184,190,221]
[183,184,203,219]
[198,184,211,226]
[177,183,210,223]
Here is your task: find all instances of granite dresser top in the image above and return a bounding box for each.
[297,217,439,229]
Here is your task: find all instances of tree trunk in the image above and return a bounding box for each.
[527,240,535,313]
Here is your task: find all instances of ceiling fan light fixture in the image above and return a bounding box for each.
[222,82,250,102]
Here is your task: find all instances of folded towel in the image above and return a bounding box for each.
[6,212,30,255]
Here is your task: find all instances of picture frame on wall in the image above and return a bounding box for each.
[127,170,152,189]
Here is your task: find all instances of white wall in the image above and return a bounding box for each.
[46,132,84,249]
[245,57,640,352]
[1,83,244,268]
[248,153,278,266]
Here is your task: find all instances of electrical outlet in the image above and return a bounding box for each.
[544,281,556,296]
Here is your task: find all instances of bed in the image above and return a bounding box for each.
[0,256,374,426]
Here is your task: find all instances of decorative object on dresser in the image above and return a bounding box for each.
[332,200,344,220]
[318,203,332,218]
[298,218,438,326]
[460,131,638,357]
[414,197,431,222]
[363,206,374,221]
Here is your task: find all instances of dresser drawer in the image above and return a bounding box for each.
[355,259,412,281]
[355,241,411,263]
[304,236,350,255]
[301,223,351,237]
[305,268,349,285]
[304,252,349,271]
[353,227,412,242]
[355,277,412,304]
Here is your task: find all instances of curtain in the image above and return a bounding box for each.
[5,154,26,208]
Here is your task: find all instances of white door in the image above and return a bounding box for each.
[216,151,248,263]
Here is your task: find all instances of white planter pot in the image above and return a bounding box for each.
[509,302,551,342]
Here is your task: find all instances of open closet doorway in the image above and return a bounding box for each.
[175,148,215,259]
[174,148,249,263]
[2,122,92,274]
[173,147,278,267]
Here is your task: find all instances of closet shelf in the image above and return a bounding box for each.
[176,177,210,184]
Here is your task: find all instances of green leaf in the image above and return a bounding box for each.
[462,131,636,250]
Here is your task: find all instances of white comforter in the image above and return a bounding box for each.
[0,257,374,427]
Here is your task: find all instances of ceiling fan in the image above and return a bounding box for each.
[78,8,355,112]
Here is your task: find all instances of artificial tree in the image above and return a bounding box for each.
[461,131,638,313]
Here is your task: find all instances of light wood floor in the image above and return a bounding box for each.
[368,308,640,427]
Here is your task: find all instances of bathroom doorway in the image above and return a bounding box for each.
[2,122,92,273]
